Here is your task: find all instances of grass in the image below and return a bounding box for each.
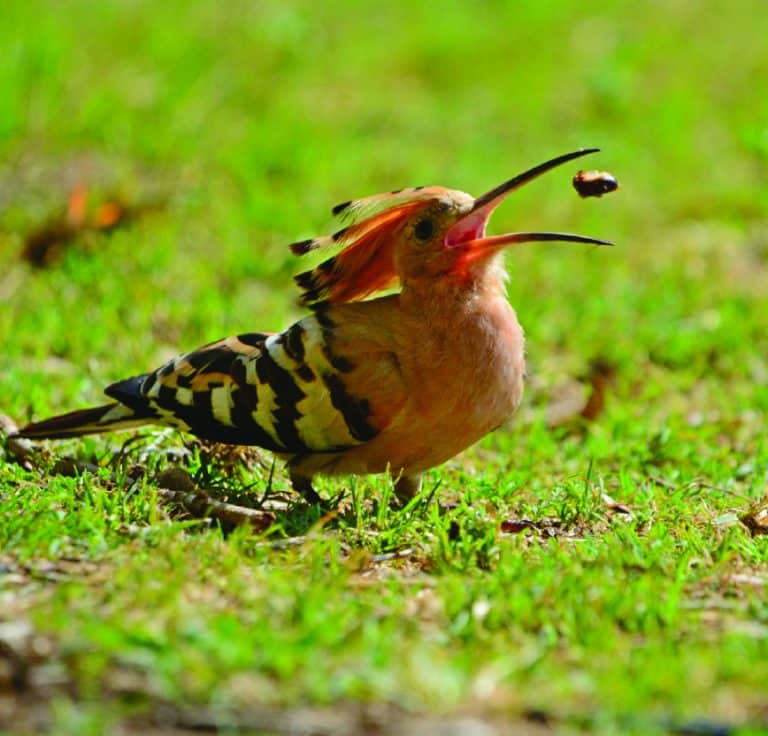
[1,0,768,733]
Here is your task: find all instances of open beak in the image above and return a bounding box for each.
[445,149,614,250]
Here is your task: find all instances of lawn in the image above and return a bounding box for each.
[1,1,768,734]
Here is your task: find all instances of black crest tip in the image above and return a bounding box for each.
[290,239,316,255]
[332,227,348,242]
[331,200,352,216]
[297,287,325,306]
[293,271,317,290]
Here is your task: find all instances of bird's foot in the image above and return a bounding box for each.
[393,474,423,507]
[289,471,325,506]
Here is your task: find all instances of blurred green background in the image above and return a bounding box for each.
[2,1,766,401]
[1,1,768,733]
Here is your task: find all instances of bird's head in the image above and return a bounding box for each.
[292,149,612,305]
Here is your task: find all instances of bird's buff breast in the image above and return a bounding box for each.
[334,296,525,476]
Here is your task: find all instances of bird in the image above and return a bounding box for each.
[12,149,612,505]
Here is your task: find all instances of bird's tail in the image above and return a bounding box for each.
[13,403,150,440]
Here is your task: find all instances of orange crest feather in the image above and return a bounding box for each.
[292,187,449,306]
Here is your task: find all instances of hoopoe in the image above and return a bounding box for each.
[12,149,612,504]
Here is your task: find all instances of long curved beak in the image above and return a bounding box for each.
[445,149,613,249]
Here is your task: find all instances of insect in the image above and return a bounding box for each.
[572,170,619,198]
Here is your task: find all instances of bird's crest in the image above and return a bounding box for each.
[290,186,449,306]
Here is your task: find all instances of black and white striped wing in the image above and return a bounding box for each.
[106,314,404,454]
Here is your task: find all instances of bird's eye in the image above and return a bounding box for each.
[414,219,434,241]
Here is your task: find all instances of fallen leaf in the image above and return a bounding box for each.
[21,220,78,268]
[601,493,633,515]
[66,184,88,227]
[93,201,124,230]
[739,499,768,536]
[155,466,196,493]
[51,457,100,477]
[500,519,537,534]
[580,358,617,421]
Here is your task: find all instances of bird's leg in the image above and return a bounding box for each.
[393,473,423,506]
[289,469,324,505]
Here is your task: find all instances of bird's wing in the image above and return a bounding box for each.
[106,307,408,454]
